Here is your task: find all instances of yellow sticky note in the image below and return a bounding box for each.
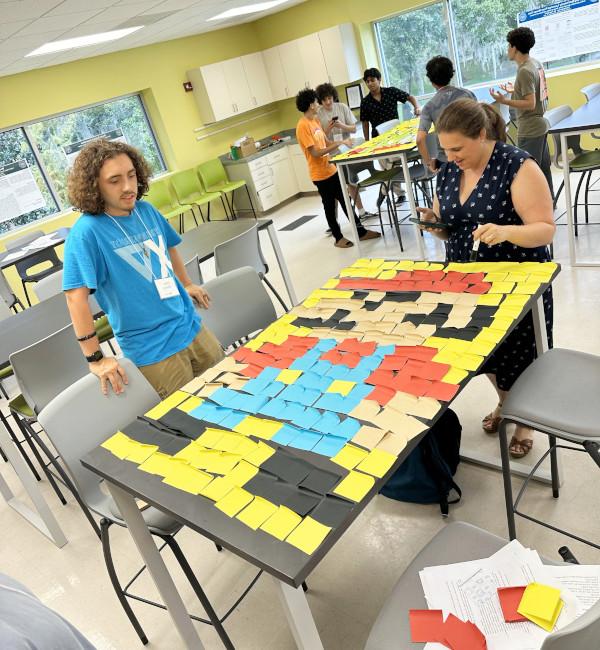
[423,336,449,350]
[518,583,563,632]
[442,367,469,384]
[101,432,135,459]
[200,476,235,501]
[476,328,505,344]
[428,263,445,271]
[277,369,303,384]
[477,293,503,306]
[322,278,340,289]
[327,380,356,396]
[138,451,175,476]
[144,391,189,420]
[125,443,159,464]
[215,486,254,517]
[260,506,302,541]
[224,459,258,486]
[331,444,369,470]
[513,282,540,295]
[243,441,276,467]
[178,395,203,413]
[484,272,508,282]
[355,448,397,478]
[212,432,246,453]
[502,294,530,307]
[286,516,332,555]
[333,470,375,502]
[378,270,397,280]
[490,317,514,332]
[196,428,228,449]
[162,464,213,494]
[467,340,496,356]
[443,339,472,353]
[189,450,240,474]
[234,416,282,439]
[452,353,484,371]
[506,272,529,282]
[412,261,431,270]
[433,349,461,365]
[489,281,515,294]
[244,338,263,351]
[236,496,278,530]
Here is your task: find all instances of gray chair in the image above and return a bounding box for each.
[581,83,600,141]
[213,224,289,311]
[365,521,600,649]
[0,271,24,312]
[183,255,203,286]
[200,266,276,349]
[499,348,600,551]
[545,105,600,233]
[37,359,250,649]
[0,298,13,401]
[5,230,63,307]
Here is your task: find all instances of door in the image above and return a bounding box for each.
[297,33,328,89]
[241,52,273,108]
[278,40,306,97]
[200,62,235,121]
[262,46,287,101]
[223,57,252,114]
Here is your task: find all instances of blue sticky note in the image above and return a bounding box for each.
[326,365,351,380]
[190,403,231,425]
[314,339,337,352]
[311,360,333,375]
[357,355,382,371]
[279,402,306,422]
[271,424,301,446]
[290,350,321,371]
[263,381,285,398]
[346,384,373,401]
[345,368,372,382]
[258,398,288,418]
[258,367,282,382]
[241,377,269,395]
[219,411,247,429]
[297,372,331,392]
[238,395,269,414]
[312,434,347,457]
[291,407,321,430]
[376,345,396,357]
[338,398,361,414]
[289,430,323,451]
[209,387,238,407]
[337,417,361,440]
[312,411,340,435]
[313,393,347,412]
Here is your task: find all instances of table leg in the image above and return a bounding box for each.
[0,419,67,547]
[274,577,324,650]
[265,222,298,306]
[106,482,205,650]
[560,132,576,267]
[399,152,425,260]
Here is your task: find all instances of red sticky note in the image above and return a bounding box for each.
[445,271,466,282]
[396,271,413,280]
[429,270,447,281]
[415,280,434,291]
[367,385,396,406]
[497,586,528,622]
[239,364,263,378]
[232,347,252,362]
[466,283,492,294]
[464,272,485,284]
[443,613,487,649]
[404,358,426,375]
[394,374,432,396]
[449,281,469,293]
[340,352,361,368]
[379,355,409,371]
[409,609,446,642]
[395,345,438,361]
[412,361,451,381]
[425,381,460,401]
[366,369,397,389]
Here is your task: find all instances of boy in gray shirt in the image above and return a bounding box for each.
[417,56,475,171]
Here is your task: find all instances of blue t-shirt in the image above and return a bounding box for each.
[62,200,200,366]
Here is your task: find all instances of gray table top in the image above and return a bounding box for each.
[0,292,71,369]
[177,218,272,265]
[0,228,70,271]
[81,266,559,588]
[548,95,600,134]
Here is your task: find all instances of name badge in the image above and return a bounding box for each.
[154,276,179,299]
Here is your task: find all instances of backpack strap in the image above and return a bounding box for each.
[422,437,462,517]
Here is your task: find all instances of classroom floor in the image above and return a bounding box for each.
[1,168,600,650]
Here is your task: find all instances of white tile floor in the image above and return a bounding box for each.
[1,169,600,650]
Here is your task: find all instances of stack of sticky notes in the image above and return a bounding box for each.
[497,582,563,631]
[409,609,487,648]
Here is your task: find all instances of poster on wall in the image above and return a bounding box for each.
[0,160,46,223]
[63,128,127,167]
[517,0,600,63]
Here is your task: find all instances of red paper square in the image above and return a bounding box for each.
[464,272,485,284]
[465,283,492,294]
[379,355,409,371]
[239,364,263,378]
[367,385,396,406]
[425,381,460,401]
[409,609,446,642]
[412,361,451,381]
[497,586,528,623]
[443,614,487,649]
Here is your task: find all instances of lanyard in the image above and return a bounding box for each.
[106,208,159,280]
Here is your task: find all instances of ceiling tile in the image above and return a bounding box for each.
[0,30,66,54]
[16,10,107,36]
[91,0,165,23]
[1,0,64,22]
[0,20,30,40]
[44,0,119,16]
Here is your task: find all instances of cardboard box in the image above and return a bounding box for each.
[240,137,256,158]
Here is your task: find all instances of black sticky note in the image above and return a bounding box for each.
[158,409,206,440]
[330,320,356,331]
[292,317,325,328]
[363,300,382,312]
[311,496,354,528]
[122,419,189,454]
[404,313,426,327]
[299,468,342,495]
[385,292,422,303]
[283,490,322,516]
[244,472,298,505]
[329,309,351,323]
[261,452,312,485]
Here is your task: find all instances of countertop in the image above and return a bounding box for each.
[220,129,299,166]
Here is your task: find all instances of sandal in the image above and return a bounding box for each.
[509,436,533,459]
[334,237,354,248]
[482,403,503,434]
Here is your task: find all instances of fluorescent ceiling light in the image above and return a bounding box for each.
[207,0,289,21]
[25,26,144,57]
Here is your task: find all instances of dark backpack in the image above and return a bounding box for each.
[380,409,462,516]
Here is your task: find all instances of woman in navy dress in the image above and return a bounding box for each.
[417,98,555,458]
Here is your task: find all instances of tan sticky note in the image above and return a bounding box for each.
[349,400,381,422]
[351,425,387,450]
[376,431,408,456]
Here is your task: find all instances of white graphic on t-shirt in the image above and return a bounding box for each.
[142,235,172,278]
[114,233,171,282]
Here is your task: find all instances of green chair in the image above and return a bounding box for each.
[145,180,192,233]
[170,169,222,225]
[197,159,256,220]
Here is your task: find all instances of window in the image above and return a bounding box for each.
[375,0,600,97]
[0,94,166,234]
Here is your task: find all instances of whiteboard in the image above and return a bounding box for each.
[0,160,46,223]
[518,0,600,63]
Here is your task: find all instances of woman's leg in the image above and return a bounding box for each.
[486,373,534,454]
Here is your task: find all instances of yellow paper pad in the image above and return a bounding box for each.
[277,369,303,384]
[195,428,228,449]
[144,390,189,420]
[467,340,497,356]
[234,416,282,439]
[477,293,503,306]
[442,367,469,384]
[101,432,136,459]
[452,353,484,371]
[125,443,160,464]
[243,441,276,467]
[200,476,235,501]
[260,506,302,541]
[162,464,213,494]
[513,282,540,295]
[489,281,515,294]
[212,432,246,453]
[224,460,259,486]
[327,379,356,396]
[333,470,375,502]
[185,449,240,474]
[137,451,175,476]
[518,583,563,632]
[322,278,340,289]
[286,516,332,555]
[355,448,397,478]
[177,396,203,413]
[236,496,278,530]
[215,486,253,517]
[331,444,370,470]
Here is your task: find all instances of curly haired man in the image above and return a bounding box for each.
[63,139,223,398]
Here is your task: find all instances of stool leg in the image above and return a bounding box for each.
[548,434,560,499]
[498,419,517,540]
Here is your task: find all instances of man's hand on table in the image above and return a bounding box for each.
[186,283,211,309]
[89,357,128,396]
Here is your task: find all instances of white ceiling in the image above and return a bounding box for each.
[0,0,306,78]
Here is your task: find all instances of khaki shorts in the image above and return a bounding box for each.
[138,326,224,399]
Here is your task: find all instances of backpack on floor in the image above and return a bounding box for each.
[380,409,462,516]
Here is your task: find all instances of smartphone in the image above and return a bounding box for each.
[409,217,448,230]
[331,116,339,122]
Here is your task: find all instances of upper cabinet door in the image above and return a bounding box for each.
[278,40,306,97]
[241,52,273,108]
[223,57,253,114]
[297,33,328,90]
[319,24,362,86]
[198,62,235,121]
[262,46,287,101]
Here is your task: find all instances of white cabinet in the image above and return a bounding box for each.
[262,46,287,101]
[187,62,235,122]
[278,40,306,97]
[318,23,362,86]
[297,33,328,89]
[289,144,314,193]
[222,58,253,114]
[241,52,273,108]
[269,151,298,201]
